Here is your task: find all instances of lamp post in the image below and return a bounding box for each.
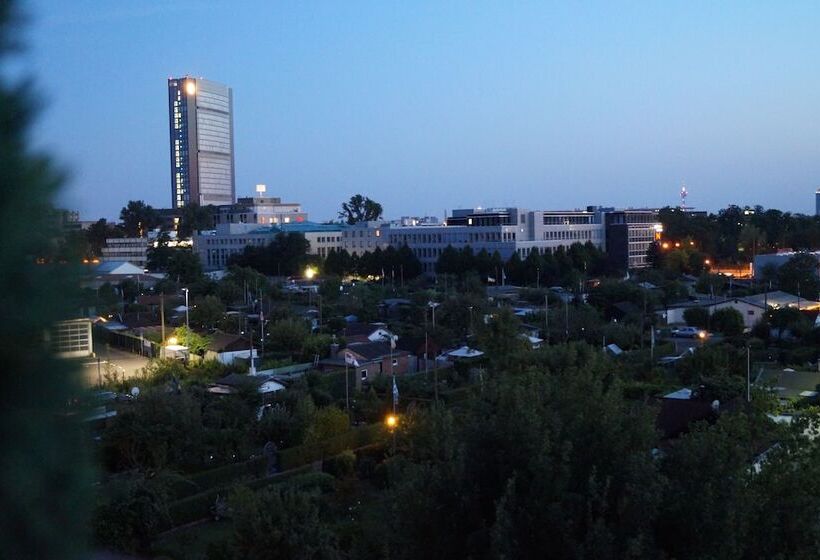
[428,301,439,329]
[182,287,189,328]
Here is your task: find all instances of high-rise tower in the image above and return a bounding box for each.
[168,76,235,208]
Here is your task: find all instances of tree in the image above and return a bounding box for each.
[119,200,159,237]
[102,389,205,472]
[710,308,744,336]
[172,325,212,355]
[777,253,820,298]
[166,249,203,285]
[268,318,311,354]
[218,484,339,559]
[86,218,123,257]
[178,203,214,238]
[683,306,709,329]
[338,194,383,225]
[190,295,226,329]
[0,4,93,557]
[303,406,349,445]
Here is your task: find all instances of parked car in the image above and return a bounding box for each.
[671,326,707,339]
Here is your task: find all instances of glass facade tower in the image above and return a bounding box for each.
[168,77,235,208]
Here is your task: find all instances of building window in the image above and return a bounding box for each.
[361,369,368,380]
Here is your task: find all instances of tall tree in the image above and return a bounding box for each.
[338,194,383,225]
[0,3,92,556]
[119,200,159,237]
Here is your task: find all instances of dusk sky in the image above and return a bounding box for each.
[19,1,820,221]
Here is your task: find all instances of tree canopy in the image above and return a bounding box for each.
[338,194,383,225]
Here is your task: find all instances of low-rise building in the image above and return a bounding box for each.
[212,194,309,226]
[193,221,344,271]
[101,237,148,267]
[339,341,411,386]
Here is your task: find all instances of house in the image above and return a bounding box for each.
[396,336,443,370]
[340,322,395,344]
[337,341,411,386]
[205,331,258,365]
[661,290,820,330]
[655,387,739,440]
[83,260,163,290]
[655,391,720,439]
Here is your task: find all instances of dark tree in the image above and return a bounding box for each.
[119,200,159,237]
[338,194,383,225]
[178,203,215,238]
[0,4,93,556]
[86,218,123,257]
[777,253,820,299]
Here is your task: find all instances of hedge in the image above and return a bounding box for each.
[161,424,386,529]
[278,423,385,471]
[164,464,314,529]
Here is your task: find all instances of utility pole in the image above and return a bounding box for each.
[564,297,569,342]
[544,293,549,344]
[249,327,255,374]
[747,345,751,402]
[160,293,166,343]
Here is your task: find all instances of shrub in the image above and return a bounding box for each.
[683,307,709,329]
[323,450,356,479]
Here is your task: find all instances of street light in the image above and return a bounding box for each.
[182,287,189,328]
[385,414,398,429]
[428,301,439,329]
[304,265,317,280]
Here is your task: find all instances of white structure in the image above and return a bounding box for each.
[50,318,93,358]
[101,237,148,267]
[212,193,309,226]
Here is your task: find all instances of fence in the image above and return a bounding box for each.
[94,325,160,358]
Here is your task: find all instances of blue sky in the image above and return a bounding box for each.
[17,1,820,220]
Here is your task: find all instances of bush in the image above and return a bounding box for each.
[323,450,356,479]
[711,308,745,336]
[683,307,709,328]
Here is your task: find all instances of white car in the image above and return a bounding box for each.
[671,326,707,339]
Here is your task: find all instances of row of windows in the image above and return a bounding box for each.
[542,229,602,241]
[543,216,594,225]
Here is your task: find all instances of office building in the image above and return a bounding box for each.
[101,237,149,268]
[816,189,820,216]
[194,222,345,271]
[212,195,308,227]
[168,76,235,208]
[602,209,662,269]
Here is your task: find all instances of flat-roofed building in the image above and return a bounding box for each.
[193,221,345,271]
[101,237,148,268]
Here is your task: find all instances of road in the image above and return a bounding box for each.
[79,345,150,387]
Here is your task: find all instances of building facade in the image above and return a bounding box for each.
[101,237,149,267]
[168,76,235,208]
[194,222,344,271]
[212,196,308,226]
[603,209,662,269]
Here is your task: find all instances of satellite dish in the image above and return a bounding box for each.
[130,386,140,398]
